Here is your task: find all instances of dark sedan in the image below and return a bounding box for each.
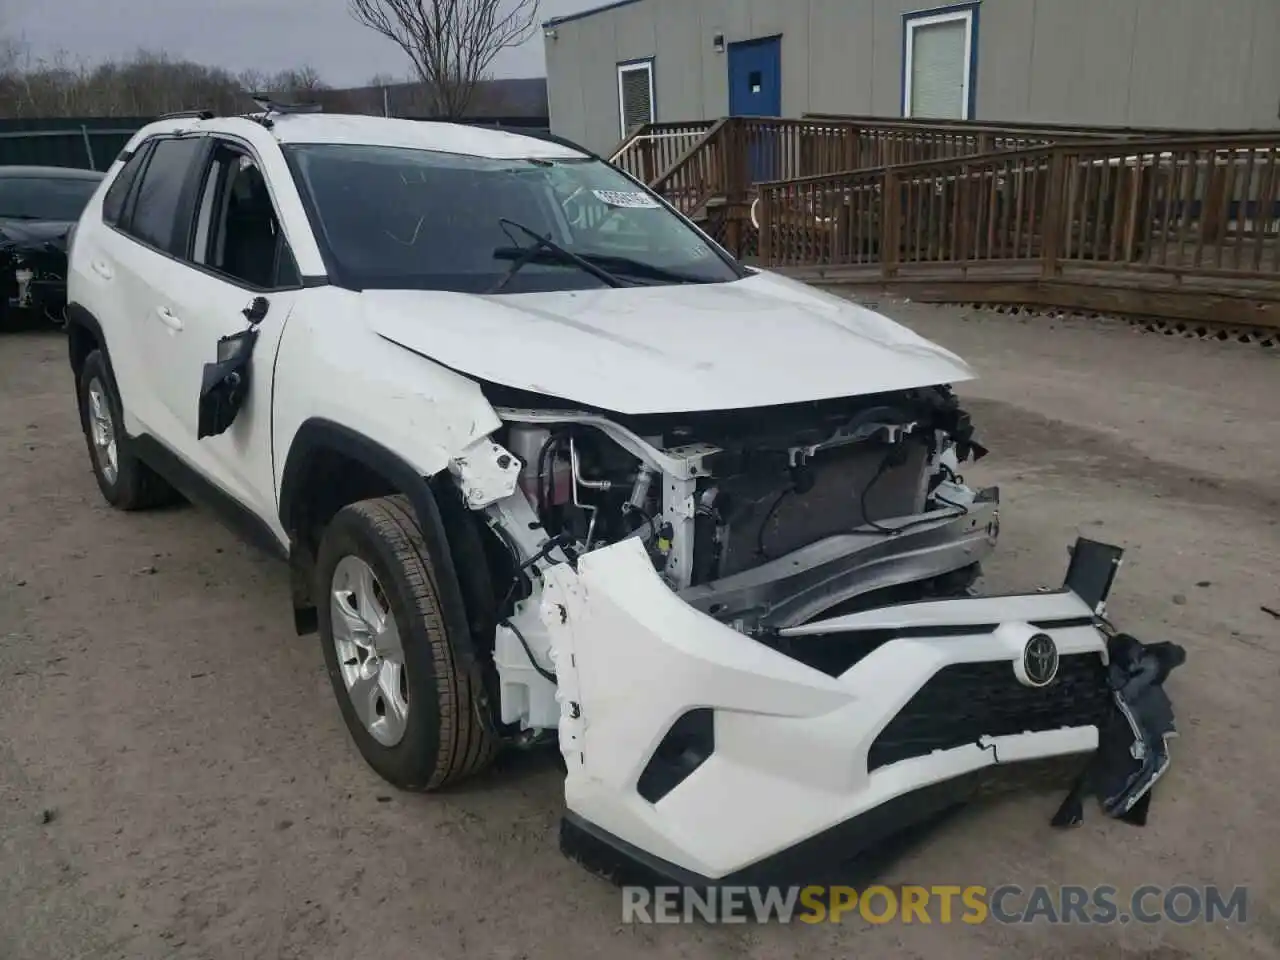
[0,165,104,327]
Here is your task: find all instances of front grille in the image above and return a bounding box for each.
[867,654,1110,772]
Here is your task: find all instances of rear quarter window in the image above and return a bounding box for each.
[102,143,154,226]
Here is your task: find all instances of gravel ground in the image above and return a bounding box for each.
[2,303,1278,960]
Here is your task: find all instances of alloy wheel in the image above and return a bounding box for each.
[330,555,410,747]
[86,377,118,485]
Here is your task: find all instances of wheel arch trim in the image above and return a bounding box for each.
[65,302,117,391]
[278,418,481,670]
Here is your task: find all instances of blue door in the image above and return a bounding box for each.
[728,36,782,183]
[728,36,781,117]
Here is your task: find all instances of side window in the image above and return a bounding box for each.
[192,144,298,289]
[101,142,153,227]
[128,137,204,255]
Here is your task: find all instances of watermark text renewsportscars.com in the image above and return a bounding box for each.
[622,884,1249,925]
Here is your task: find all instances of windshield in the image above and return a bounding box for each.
[0,176,100,221]
[284,143,745,293]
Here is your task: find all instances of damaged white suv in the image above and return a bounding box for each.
[65,105,1134,888]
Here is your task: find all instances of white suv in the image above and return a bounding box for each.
[66,106,1128,888]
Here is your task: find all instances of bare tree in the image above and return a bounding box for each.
[269,65,328,99]
[348,0,539,117]
[0,48,333,119]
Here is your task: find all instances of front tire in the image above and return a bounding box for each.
[76,349,179,510]
[316,495,497,791]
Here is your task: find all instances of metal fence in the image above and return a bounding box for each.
[0,117,150,170]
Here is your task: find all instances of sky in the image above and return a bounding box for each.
[2,0,598,85]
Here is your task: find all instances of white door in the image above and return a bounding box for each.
[102,135,209,445]
[73,142,159,439]
[906,13,972,120]
[150,144,301,521]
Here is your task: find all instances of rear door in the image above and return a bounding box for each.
[103,135,210,447]
[71,139,158,435]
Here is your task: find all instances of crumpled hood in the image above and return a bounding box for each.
[362,271,974,415]
[0,219,73,251]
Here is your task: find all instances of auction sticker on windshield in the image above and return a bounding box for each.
[592,189,660,208]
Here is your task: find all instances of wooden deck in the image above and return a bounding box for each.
[757,139,1280,329]
[609,118,1280,331]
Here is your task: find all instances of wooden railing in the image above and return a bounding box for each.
[610,120,716,183]
[648,118,732,217]
[1056,139,1280,280]
[616,115,1280,205]
[613,116,1130,257]
[613,116,1096,200]
[680,118,1065,259]
[619,116,1079,262]
[605,116,1280,325]
[709,117,1061,188]
[802,112,1273,141]
[755,134,1280,327]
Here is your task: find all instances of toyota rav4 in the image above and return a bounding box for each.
[65,105,1135,889]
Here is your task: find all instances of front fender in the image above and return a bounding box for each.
[270,288,503,501]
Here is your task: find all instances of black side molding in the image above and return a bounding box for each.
[131,435,288,560]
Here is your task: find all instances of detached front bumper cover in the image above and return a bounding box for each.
[550,536,1181,891]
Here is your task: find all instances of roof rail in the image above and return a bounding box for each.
[407,118,596,158]
[160,109,214,121]
[491,126,597,158]
[249,94,323,116]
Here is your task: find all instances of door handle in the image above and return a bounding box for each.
[91,261,113,280]
[155,306,183,331]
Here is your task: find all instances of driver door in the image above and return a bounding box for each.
[150,142,301,524]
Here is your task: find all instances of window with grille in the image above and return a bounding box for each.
[617,61,655,138]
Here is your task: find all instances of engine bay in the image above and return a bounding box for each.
[486,383,989,615]
[460,382,997,735]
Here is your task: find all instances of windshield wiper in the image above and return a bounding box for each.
[487,218,629,293]
[571,253,714,285]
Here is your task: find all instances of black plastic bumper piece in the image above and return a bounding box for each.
[561,753,1092,892]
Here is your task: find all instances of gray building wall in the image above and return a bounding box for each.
[544,0,1280,155]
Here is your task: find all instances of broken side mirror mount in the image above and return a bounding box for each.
[242,296,269,323]
[197,327,258,439]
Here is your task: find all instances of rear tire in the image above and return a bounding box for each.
[317,494,497,791]
[76,349,179,511]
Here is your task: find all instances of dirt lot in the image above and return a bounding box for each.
[2,303,1278,960]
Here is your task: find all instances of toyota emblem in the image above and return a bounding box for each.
[1021,633,1060,687]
